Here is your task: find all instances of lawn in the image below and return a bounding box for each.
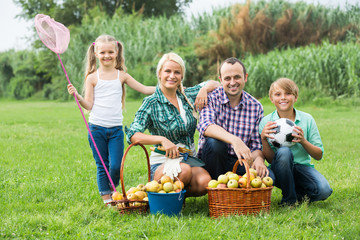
[1,100,359,239]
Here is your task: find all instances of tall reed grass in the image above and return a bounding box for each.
[245,41,360,100]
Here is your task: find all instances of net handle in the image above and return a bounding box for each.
[57,53,117,192]
[34,13,116,193]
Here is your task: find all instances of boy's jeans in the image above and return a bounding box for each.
[88,123,124,196]
[270,147,333,205]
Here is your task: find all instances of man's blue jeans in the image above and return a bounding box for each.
[270,147,333,205]
[201,137,246,179]
[88,123,124,196]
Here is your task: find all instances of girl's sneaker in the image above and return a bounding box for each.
[103,198,115,207]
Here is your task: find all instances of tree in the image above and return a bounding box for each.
[0,51,15,97]
[119,0,192,17]
[14,0,192,26]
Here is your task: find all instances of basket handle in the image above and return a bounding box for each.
[119,142,151,199]
[232,159,251,189]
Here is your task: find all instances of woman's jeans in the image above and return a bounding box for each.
[88,124,124,196]
[270,147,333,205]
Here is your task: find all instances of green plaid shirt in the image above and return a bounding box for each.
[126,83,205,148]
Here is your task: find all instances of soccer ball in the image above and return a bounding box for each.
[268,118,296,148]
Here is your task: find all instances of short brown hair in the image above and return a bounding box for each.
[269,78,299,98]
[219,57,246,78]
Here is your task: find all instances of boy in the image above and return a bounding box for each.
[259,78,332,205]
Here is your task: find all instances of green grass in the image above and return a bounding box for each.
[1,100,359,239]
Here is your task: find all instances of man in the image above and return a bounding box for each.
[197,57,269,179]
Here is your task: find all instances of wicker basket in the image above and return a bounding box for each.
[207,159,273,218]
[114,142,151,214]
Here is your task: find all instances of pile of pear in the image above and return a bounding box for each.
[207,168,273,189]
[112,175,185,209]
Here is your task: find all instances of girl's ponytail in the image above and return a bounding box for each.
[82,43,97,94]
[115,40,127,109]
[85,44,97,77]
[115,41,127,72]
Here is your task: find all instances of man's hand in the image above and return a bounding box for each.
[251,157,269,178]
[233,138,253,164]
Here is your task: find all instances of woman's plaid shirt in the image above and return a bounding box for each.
[126,83,205,148]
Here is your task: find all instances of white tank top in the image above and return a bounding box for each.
[89,70,123,127]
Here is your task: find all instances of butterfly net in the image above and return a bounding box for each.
[34,14,70,54]
[34,14,118,194]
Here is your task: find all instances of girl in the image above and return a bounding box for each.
[126,52,220,197]
[67,34,155,204]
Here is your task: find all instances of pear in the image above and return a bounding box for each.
[163,182,174,193]
[160,175,173,184]
[145,181,159,192]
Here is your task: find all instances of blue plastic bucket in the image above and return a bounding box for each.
[147,190,186,216]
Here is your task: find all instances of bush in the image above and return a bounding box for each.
[195,0,360,75]
[0,51,15,97]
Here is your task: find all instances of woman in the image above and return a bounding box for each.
[125,52,220,196]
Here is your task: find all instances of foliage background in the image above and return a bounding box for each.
[0,0,359,102]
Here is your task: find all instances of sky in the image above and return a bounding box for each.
[1,0,358,52]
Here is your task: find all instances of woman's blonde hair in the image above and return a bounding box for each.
[83,34,127,107]
[269,78,299,99]
[156,52,198,118]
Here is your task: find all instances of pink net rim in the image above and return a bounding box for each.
[34,14,70,54]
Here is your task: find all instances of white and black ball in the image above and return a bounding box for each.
[268,118,296,148]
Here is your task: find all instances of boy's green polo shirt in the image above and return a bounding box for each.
[259,108,324,167]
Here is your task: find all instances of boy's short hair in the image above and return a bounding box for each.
[269,78,299,98]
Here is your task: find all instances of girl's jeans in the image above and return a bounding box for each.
[270,147,333,205]
[88,123,124,196]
